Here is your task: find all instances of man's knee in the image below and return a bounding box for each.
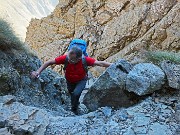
[72,91,81,97]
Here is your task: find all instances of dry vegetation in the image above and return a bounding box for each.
[145,51,180,64]
[0,19,33,55]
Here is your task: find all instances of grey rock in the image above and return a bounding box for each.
[118,110,128,121]
[123,127,135,135]
[175,125,180,134]
[13,128,33,135]
[1,95,16,105]
[101,107,112,117]
[0,94,178,135]
[0,99,50,135]
[148,123,172,135]
[119,114,128,121]
[0,116,7,128]
[175,103,180,111]
[83,59,135,111]
[0,50,69,115]
[0,67,20,95]
[14,69,68,115]
[133,126,147,134]
[126,63,165,95]
[161,61,180,90]
[45,116,88,135]
[134,114,150,127]
[174,110,180,122]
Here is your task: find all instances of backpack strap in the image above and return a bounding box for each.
[63,55,88,74]
[82,55,88,74]
[63,56,68,71]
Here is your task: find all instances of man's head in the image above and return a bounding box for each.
[68,46,82,63]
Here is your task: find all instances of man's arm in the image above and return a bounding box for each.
[93,60,112,67]
[31,59,56,78]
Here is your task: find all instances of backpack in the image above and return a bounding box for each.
[63,39,88,73]
[68,39,88,56]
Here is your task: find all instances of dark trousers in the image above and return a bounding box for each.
[66,77,87,110]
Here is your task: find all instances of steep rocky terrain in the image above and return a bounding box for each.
[26,0,180,75]
[0,0,59,41]
[0,62,180,135]
[0,19,71,117]
[1,94,180,135]
[0,0,180,134]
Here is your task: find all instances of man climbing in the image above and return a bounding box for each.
[31,39,112,114]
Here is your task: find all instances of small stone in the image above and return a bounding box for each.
[161,104,167,109]
[101,107,112,117]
[124,127,135,135]
[134,114,150,127]
[174,110,180,122]
[19,111,29,120]
[175,103,180,111]
[118,111,128,121]
[2,95,16,105]
[133,126,147,134]
[0,116,6,128]
[18,120,25,125]
[158,115,166,122]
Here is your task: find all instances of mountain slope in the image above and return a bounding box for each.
[0,0,59,41]
[25,0,180,76]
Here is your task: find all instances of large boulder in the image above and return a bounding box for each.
[126,63,165,96]
[160,61,180,90]
[0,95,50,135]
[83,59,138,111]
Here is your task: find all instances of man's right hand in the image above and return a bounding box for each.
[31,71,40,78]
[31,59,56,79]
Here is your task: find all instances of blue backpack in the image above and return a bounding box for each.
[64,39,88,73]
[67,39,88,56]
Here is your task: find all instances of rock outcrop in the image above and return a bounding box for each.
[83,61,180,111]
[26,0,180,75]
[161,61,180,90]
[0,20,69,116]
[83,59,139,111]
[126,63,165,95]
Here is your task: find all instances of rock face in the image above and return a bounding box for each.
[0,20,69,116]
[26,0,180,75]
[0,49,70,115]
[126,63,165,95]
[0,95,179,135]
[83,59,137,111]
[161,61,180,90]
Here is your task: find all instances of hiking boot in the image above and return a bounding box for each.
[71,108,78,115]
